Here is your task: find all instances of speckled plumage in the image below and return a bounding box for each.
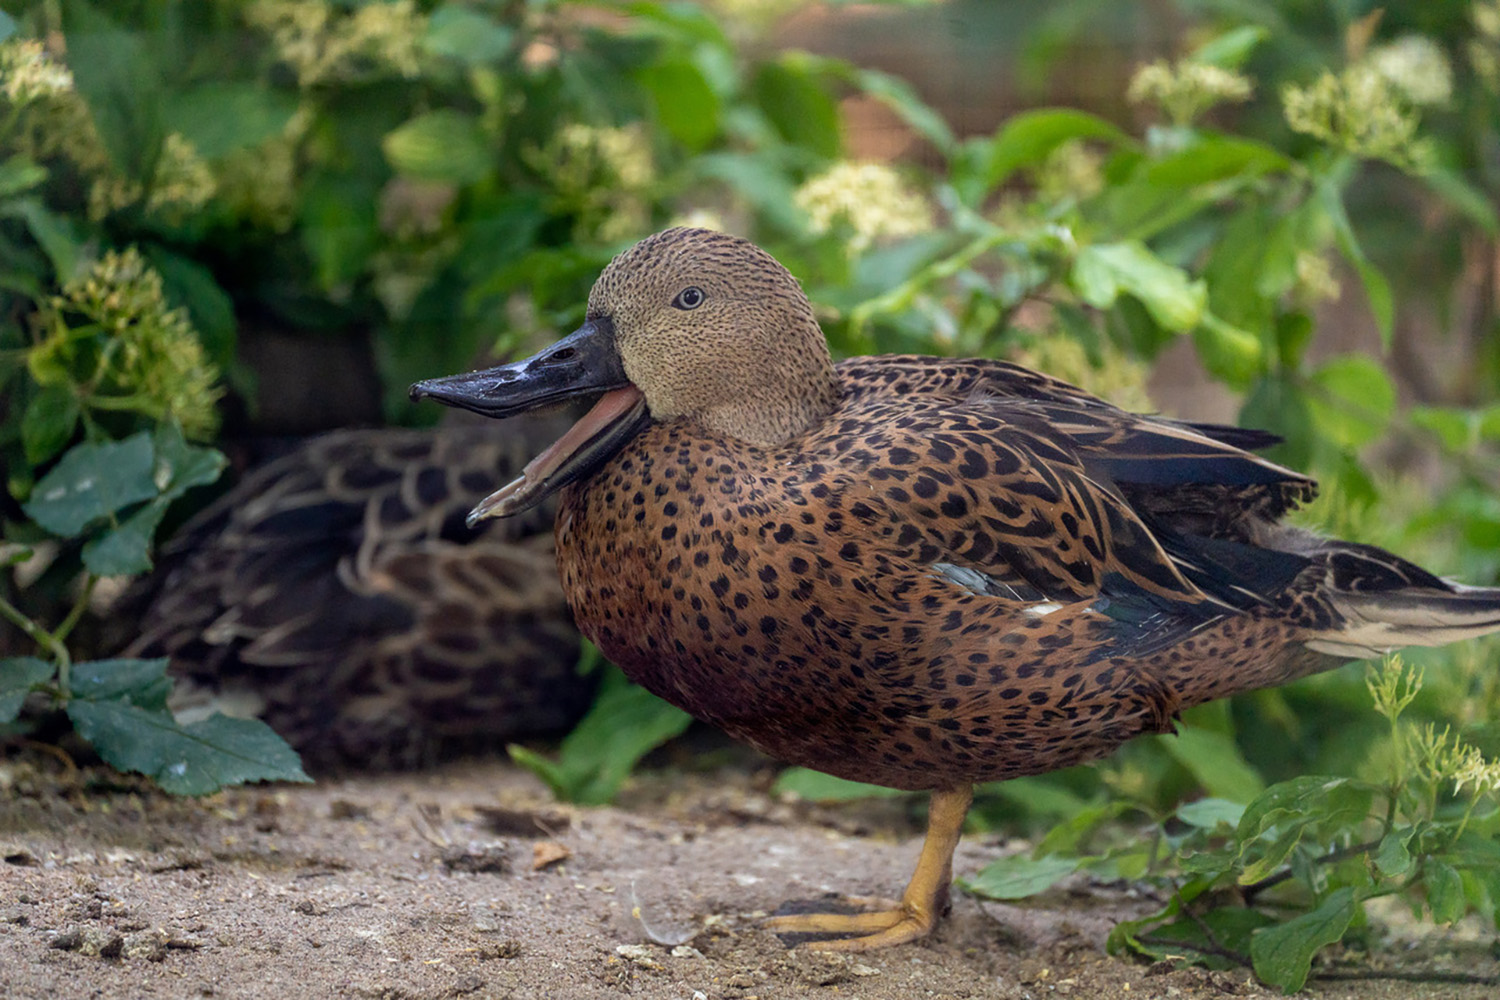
[121,420,590,769]
[415,227,1500,948]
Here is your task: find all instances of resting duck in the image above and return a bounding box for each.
[411,227,1500,950]
[121,420,591,770]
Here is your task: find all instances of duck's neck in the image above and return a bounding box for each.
[699,324,840,447]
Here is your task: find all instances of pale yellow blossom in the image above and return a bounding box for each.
[795,162,932,253]
[245,0,425,86]
[1294,251,1341,305]
[1035,139,1105,203]
[1127,59,1253,126]
[670,209,728,232]
[1283,66,1430,169]
[0,39,74,104]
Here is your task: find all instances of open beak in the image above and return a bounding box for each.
[410,317,650,523]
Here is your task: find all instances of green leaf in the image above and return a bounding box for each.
[1072,241,1206,331]
[8,198,81,283]
[961,853,1082,901]
[81,499,168,576]
[1318,176,1392,346]
[1410,406,1474,452]
[59,0,163,178]
[1176,798,1246,830]
[69,657,170,710]
[508,667,691,805]
[1165,724,1265,803]
[144,248,238,371]
[383,110,491,184]
[424,5,514,65]
[68,699,308,795]
[638,57,721,152]
[1420,167,1499,236]
[980,109,1128,192]
[151,422,227,500]
[848,67,955,155]
[751,58,841,158]
[1191,313,1264,389]
[21,385,80,465]
[0,657,55,722]
[1426,860,1466,923]
[162,83,298,160]
[0,155,46,198]
[22,432,157,537]
[1375,830,1413,878]
[1138,906,1275,970]
[300,174,379,290]
[1306,355,1396,449]
[771,768,908,802]
[1250,887,1357,992]
[1188,26,1269,69]
[0,10,15,43]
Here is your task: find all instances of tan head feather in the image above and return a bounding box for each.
[588,228,840,447]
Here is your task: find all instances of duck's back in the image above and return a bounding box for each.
[122,419,591,769]
[556,355,1500,790]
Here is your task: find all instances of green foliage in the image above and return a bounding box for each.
[509,664,692,806]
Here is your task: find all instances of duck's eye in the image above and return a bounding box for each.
[671,287,705,310]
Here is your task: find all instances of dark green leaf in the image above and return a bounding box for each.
[771,768,908,802]
[508,667,691,805]
[81,498,168,576]
[300,174,380,290]
[638,57,721,152]
[1375,830,1413,878]
[383,110,491,184]
[21,385,80,466]
[162,83,298,159]
[1250,887,1357,992]
[424,5,514,65]
[1142,135,1289,188]
[67,700,308,795]
[69,657,171,711]
[59,0,163,178]
[8,198,81,283]
[145,248,238,371]
[1426,860,1466,923]
[152,422,227,500]
[22,432,157,537]
[1139,906,1274,970]
[1318,177,1392,346]
[962,853,1082,900]
[0,155,47,198]
[0,657,54,722]
[751,58,841,158]
[981,109,1128,192]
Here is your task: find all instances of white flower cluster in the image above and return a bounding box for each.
[1367,35,1454,107]
[1472,1,1500,92]
[245,0,425,86]
[525,123,657,241]
[0,39,74,105]
[794,162,932,253]
[1127,59,1253,126]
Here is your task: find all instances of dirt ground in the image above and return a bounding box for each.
[2,751,1497,1000]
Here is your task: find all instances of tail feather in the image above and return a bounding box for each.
[1306,584,1500,658]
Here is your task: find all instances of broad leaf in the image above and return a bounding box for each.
[1250,887,1357,991]
[81,498,169,576]
[424,5,514,65]
[638,57,721,152]
[509,667,691,805]
[67,701,309,795]
[1163,725,1265,803]
[0,657,54,722]
[962,853,1082,900]
[1072,241,1206,332]
[21,385,80,465]
[69,657,171,706]
[22,432,157,537]
[979,108,1128,192]
[384,110,491,184]
[772,768,907,802]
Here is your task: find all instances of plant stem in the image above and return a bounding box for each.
[1242,838,1382,900]
[0,590,69,676]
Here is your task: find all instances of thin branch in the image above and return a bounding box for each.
[1242,839,1381,901]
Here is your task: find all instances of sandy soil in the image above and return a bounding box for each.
[2,751,1496,1000]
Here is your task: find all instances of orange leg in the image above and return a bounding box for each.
[764,784,973,951]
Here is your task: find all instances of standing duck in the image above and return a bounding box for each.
[411,227,1500,951]
[120,419,591,770]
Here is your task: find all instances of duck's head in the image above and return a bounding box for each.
[411,228,839,523]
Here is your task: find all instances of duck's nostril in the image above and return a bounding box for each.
[545,348,576,364]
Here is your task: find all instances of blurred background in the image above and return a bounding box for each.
[1,0,1499,927]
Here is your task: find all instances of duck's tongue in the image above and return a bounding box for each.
[468,385,648,525]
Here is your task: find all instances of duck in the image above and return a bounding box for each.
[410,227,1500,951]
[119,417,592,770]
